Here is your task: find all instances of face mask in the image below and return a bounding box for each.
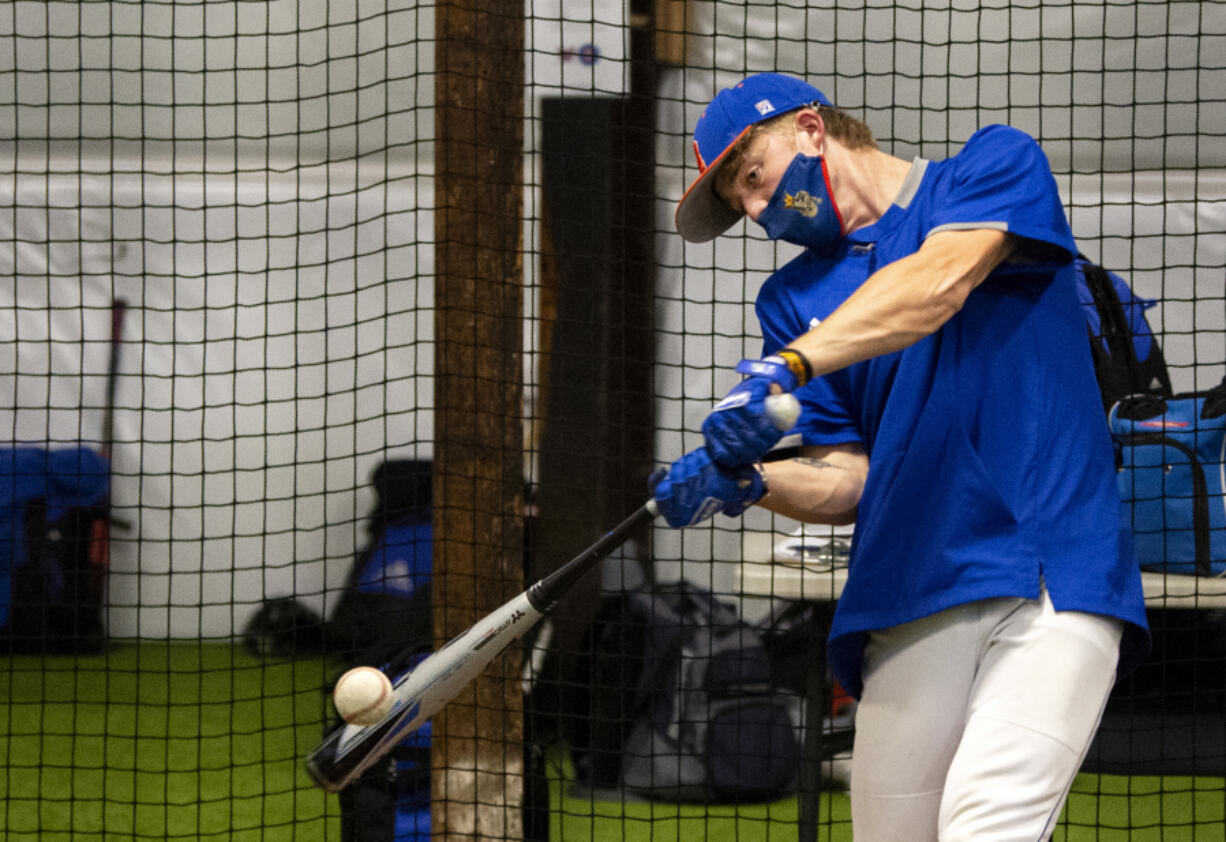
[757,154,844,253]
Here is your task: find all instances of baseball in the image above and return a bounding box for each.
[333,666,394,726]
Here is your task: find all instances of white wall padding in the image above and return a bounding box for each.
[0,163,434,638]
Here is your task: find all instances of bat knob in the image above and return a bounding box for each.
[765,393,801,431]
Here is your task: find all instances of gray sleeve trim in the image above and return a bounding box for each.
[927,221,1010,236]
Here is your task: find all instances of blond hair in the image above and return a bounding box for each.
[715,105,876,195]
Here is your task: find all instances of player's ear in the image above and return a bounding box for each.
[793,108,825,155]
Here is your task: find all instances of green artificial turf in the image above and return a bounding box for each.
[0,641,340,841]
[3,643,1224,841]
[1058,774,1226,841]
[548,745,1226,842]
[546,743,850,842]
[550,768,852,842]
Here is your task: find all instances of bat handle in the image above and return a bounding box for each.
[111,299,129,342]
[528,502,658,611]
[526,396,799,612]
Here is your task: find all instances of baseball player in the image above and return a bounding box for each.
[651,73,1150,841]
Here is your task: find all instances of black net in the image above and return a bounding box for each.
[1,1,1224,840]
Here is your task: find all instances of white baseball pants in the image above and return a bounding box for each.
[849,586,1124,842]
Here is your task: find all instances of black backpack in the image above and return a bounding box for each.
[1076,256,1174,410]
[567,581,806,803]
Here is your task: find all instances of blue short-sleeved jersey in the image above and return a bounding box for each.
[755,125,1150,698]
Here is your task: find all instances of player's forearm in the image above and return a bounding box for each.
[786,257,949,376]
[756,454,866,525]
[785,229,1014,378]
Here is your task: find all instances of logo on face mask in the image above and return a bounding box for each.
[757,155,844,254]
[783,190,820,218]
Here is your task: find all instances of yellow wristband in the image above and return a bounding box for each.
[776,349,812,386]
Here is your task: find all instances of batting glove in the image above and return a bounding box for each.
[650,448,765,528]
[703,353,808,468]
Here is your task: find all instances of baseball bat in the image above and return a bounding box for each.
[305,393,802,793]
[101,299,128,461]
[88,298,128,590]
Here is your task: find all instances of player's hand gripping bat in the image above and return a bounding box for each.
[305,393,802,792]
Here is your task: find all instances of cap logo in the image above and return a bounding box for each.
[783,190,819,218]
[754,99,776,116]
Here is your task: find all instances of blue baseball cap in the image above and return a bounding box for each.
[675,73,832,243]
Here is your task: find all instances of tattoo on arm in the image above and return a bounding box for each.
[792,456,848,471]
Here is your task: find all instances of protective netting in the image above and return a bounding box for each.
[0,1,1223,839]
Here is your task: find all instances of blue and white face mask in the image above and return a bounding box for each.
[757,154,844,254]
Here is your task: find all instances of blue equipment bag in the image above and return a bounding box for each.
[331,460,433,842]
[331,514,433,842]
[244,459,434,839]
[0,447,111,652]
[1109,380,1226,575]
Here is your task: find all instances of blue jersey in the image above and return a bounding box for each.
[755,125,1150,698]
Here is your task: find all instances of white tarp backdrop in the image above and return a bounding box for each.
[0,164,433,637]
[1,0,1223,635]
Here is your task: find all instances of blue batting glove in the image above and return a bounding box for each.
[650,448,764,528]
[703,356,801,468]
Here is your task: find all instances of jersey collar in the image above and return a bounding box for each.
[846,157,929,245]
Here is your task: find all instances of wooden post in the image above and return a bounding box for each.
[654,0,689,65]
[433,0,525,838]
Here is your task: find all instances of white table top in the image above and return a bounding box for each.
[738,528,1226,608]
